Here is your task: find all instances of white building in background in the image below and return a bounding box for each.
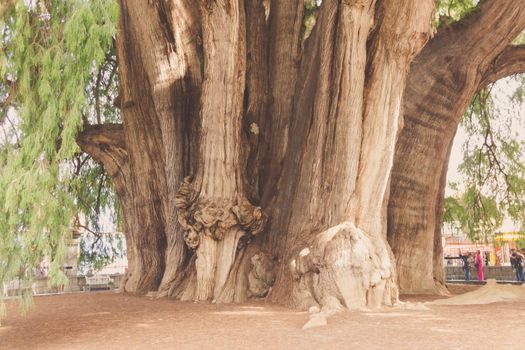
[97,257,128,275]
[63,230,81,276]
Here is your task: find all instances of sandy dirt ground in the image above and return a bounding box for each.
[2,284,524,350]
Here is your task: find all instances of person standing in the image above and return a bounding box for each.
[459,252,470,281]
[520,249,525,282]
[510,249,524,282]
[476,250,484,281]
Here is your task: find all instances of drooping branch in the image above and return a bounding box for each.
[480,44,525,87]
[0,78,16,112]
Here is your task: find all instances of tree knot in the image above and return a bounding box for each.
[175,177,267,250]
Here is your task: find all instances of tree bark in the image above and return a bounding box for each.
[262,0,434,311]
[74,0,525,309]
[388,0,525,294]
[171,0,267,302]
[80,0,204,294]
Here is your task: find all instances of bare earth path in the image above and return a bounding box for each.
[2,285,524,350]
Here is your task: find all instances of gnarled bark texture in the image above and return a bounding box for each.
[263,0,434,311]
[75,0,525,309]
[388,0,525,294]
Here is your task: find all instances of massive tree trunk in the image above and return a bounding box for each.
[76,0,439,309]
[388,0,525,294]
[264,0,434,311]
[76,0,525,305]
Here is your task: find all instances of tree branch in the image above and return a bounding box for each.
[462,0,523,46]
[480,45,525,87]
[76,124,128,179]
[76,223,102,239]
[428,0,525,76]
[1,78,16,102]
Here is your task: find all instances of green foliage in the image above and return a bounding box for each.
[514,31,525,45]
[445,81,525,241]
[435,0,479,26]
[302,0,320,40]
[444,187,503,241]
[43,151,123,283]
[84,47,120,125]
[517,234,525,249]
[78,231,124,274]
[72,154,125,275]
[0,0,119,310]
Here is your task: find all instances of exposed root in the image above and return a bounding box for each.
[290,221,398,314]
[247,252,276,298]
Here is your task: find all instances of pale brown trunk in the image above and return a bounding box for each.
[176,0,249,301]
[264,0,434,311]
[81,0,204,294]
[170,1,269,302]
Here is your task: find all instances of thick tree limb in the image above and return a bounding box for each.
[117,0,197,294]
[443,0,525,60]
[481,45,525,87]
[388,0,525,294]
[76,123,128,179]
